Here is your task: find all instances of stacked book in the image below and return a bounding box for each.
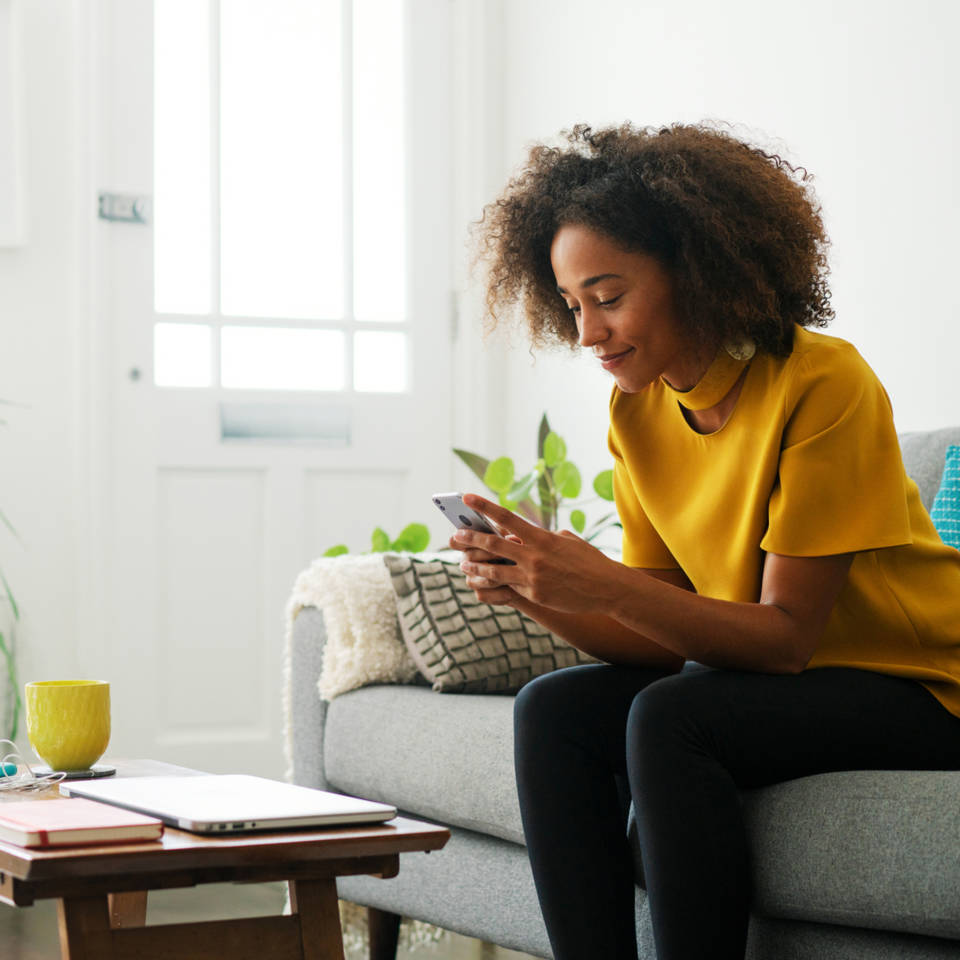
[0,798,163,848]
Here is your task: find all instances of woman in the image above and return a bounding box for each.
[449,123,960,960]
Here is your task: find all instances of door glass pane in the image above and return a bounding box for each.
[154,323,213,388]
[353,0,406,322]
[220,0,344,320]
[221,326,345,390]
[154,0,212,315]
[354,330,407,392]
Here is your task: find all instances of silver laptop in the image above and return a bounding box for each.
[60,774,397,834]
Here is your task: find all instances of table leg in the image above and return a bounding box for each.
[289,877,345,960]
[57,895,113,960]
[108,891,147,928]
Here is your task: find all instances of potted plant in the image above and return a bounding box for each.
[454,413,619,543]
[0,398,21,742]
[323,413,619,556]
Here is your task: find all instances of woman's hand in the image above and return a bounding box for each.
[449,494,624,615]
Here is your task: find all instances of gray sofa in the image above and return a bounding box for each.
[287,425,960,960]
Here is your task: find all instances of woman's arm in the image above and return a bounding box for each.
[454,495,853,675]
[500,567,691,672]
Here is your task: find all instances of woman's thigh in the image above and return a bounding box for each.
[514,661,685,775]
[628,666,960,789]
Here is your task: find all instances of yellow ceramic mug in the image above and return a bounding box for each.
[25,680,111,771]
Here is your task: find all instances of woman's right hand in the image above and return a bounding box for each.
[448,532,523,568]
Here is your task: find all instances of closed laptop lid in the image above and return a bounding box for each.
[61,774,397,833]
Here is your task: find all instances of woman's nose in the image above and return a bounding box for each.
[577,307,607,348]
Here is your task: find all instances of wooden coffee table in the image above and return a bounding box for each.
[0,760,449,959]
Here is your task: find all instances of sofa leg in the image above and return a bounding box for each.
[368,906,401,960]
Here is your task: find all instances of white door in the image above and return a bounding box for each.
[93,0,454,776]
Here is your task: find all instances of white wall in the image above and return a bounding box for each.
[482,0,960,492]
[0,0,86,732]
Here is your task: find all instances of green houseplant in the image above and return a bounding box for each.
[453,413,619,542]
[0,399,21,741]
[323,413,619,556]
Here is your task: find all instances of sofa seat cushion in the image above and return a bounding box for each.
[324,684,525,844]
[326,685,960,940]
[742,769,960,941]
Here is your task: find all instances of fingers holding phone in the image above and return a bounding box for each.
[432,492,516,565]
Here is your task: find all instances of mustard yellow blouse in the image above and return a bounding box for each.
[608,326,960,716]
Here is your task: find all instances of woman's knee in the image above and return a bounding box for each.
[625,670,724,767]
[627,672,691,739]
[514,665,591,736]
[515,663,647,745]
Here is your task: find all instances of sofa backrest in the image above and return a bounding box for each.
[899,426,960,511]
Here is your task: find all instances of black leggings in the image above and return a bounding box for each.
[513,662,960,960]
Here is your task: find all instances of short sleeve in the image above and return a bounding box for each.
[760,347,912,556]
[609,425,680,569]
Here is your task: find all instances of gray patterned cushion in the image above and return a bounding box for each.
[384,554,596,693]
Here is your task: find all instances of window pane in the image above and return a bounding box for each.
[154,0,212,315]
[221,327,345,391]
[353,0,406,322]
[354,330,407,392]
[154,323,213,388]
[220,0,344,320]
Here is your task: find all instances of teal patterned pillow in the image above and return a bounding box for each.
[931,445,960,549]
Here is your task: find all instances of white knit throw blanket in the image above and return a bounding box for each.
[283,554,418,774]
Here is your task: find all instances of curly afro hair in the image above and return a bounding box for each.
[474,123,834,356]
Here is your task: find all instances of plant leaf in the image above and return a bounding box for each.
[593,469,615,501]
[515,498,545,526]
[586,520,622,542]
[323,544,349,558]
[585,511,618,533]
[452,448,491,484]
[483,457,515,494]
[390,522,430,553]
[0,628,19,741]
[508,471,537,503]
[0,567,18,621]
[554,461,581,499]
[371,527,391,553]
[537,414,551,459]
[0,506,20,543]
[543,432,566,468]
[570,509,586,533]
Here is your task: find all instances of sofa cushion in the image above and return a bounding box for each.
[899,426,960,510]
[930,445,960,549]
[326,683,960,941]
[742,769,960,941]
[324,684,525,844]
[384,554,595,693]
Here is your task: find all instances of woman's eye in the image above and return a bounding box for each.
[567,304,581,315]
[598,295,622,308]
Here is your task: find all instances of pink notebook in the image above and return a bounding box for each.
[0,797,164,848]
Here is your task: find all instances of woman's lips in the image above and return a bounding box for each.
[599,348,634,371]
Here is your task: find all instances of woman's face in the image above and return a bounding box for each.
[550,223,711,394]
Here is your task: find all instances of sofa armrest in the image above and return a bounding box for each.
[287,605,330,791]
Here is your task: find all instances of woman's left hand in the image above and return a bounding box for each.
[453,494,623,614]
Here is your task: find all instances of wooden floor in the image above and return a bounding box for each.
[0,882,537,959]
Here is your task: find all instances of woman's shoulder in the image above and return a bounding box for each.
[753,327,881,415]
[771,327,892,439]
[785,327,874,381]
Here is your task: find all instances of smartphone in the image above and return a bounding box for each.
[432,492,515,565]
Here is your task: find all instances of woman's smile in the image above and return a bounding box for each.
[598,347,635,370]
